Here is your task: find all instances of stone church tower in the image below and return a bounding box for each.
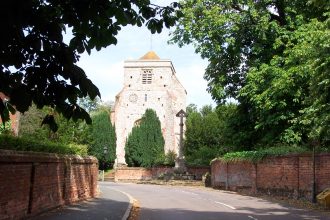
[111,51,187,166]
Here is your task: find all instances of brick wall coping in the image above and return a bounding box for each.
[211,152,330,165]
[116,166,210,170]
[116,166,171,170]
[0,149,98,164]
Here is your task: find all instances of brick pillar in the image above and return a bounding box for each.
[294,156,300,199]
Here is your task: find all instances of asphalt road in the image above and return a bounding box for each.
[101,182,330,220]
[32,185,131,220]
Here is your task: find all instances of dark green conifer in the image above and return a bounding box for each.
[125,109,165,167]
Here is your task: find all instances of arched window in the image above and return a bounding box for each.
[134,118,142,126]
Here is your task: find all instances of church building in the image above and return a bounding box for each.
[111,51,187,166]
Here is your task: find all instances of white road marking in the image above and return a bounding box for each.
[214,201,236,210]
[178,190,198,196]
[248,215,258,220]
[177,189,237,211]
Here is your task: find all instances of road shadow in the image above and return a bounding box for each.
[30,189,129,220]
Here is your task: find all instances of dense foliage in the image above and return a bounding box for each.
[19,105,89,144]
[0,0,181,129]
[172,0,330,147]
[16,100,117,168]
[184,105,223,165]
[184,104,245,165]
[89,108,116,169]
[125,109,165,167]
[0,134,88,155]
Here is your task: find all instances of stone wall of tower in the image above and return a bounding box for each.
[111,57,186,166]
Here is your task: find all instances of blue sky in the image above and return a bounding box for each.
[76,6,215,108]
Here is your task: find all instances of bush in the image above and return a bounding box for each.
[0,134,88,156]
[154,150,177,166]
[220,146,310,163]
[185,146,222,166]
[164,150,177,166]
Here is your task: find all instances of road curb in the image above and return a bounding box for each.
[112,189,135,220]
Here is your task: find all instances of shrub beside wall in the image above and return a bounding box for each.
[0,150,98,219]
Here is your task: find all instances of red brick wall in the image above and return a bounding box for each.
[0,150,98,219]
[115,166,210,181]
[228,162,254,190]
[256,156,300,196]
[211,161,254,190]
[187,166,210,180]
[211,153,330,199]
[115,167,171,181]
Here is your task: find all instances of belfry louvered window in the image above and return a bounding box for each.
[142,69,153,84]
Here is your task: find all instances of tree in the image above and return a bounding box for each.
[240,16,330,145]
[125,109,165,167]
[18,100,119,162]
[200,105,213,117]
[184,105,225,165]
[184,110,203,155]
[171,0,327,103]
[186,103,198,116]
[215,103,256,149]
[89,109,116,168]
[172,0,330,147]
[19,104,90,144]
[18,105,51,141]
[0,0,181,128]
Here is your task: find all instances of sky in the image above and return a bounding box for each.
[75,5,216,109]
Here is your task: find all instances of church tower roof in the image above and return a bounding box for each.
[139,51,160,60]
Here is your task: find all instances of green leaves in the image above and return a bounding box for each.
[18,104,95,152]
[220,146,310,163]
[0,0,180,128]
[240,16,330,145]
[172,0,330,147]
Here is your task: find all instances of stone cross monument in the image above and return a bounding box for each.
[175,109,187,171]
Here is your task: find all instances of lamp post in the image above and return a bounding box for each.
[102,146,108,181]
